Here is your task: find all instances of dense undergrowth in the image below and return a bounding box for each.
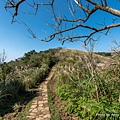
[54,50,120,120]
[0,48,59,118]
[0,48,120,120]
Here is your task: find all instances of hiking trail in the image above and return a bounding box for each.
[27,67,55,120]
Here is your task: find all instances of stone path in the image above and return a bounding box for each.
[27,67,55,120]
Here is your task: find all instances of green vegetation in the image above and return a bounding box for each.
[54,50,120,120]
[0,47,120,120]
[95,52,112,57]
[0,48,59,119]
[13,99,33,120]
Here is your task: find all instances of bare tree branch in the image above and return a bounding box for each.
[87,0,120,17]
[74,0,90,14]
[20,20,54,42]
[5,0,25,18]
[104,0,107,6]
[4,0,120,45]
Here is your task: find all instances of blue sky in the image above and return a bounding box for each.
[0,0,120,62]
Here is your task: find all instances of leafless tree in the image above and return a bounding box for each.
[4,0,120,45]
[0,50,7,85]
[0,50,6,65]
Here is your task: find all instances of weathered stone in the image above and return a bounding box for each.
[44,107,50,111]
[29,112,36,116]
[26,67,56,120]
[38,101,43,104]
[44,114,51,118]
[30,105,37,109]
[36,117,41,120]
[27,115,35,119]
[39,115,43,117]
[29,108,33,112]
[32,109,38,113]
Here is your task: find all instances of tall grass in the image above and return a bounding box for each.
[55,53,120,119]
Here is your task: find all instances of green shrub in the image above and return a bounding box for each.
[3,79,26,97]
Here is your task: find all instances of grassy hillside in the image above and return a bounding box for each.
[0,48,120,120]
[48,49,120,120]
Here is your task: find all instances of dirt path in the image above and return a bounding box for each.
[27,67,55,120]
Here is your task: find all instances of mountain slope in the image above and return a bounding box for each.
[0,48,119,120]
